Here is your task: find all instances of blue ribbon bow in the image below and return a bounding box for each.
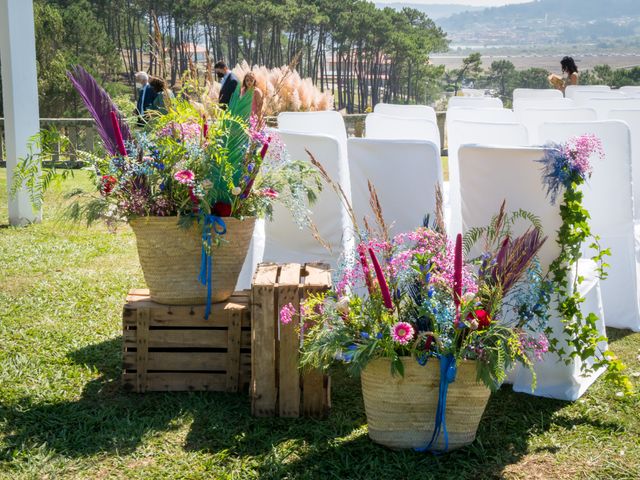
[199,215,227,320]
[415,354,457,455]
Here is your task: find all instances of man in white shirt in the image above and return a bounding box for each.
[135,71,157,118]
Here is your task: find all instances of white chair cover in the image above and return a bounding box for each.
[620,86,640,95]
[448,120,529,236]
[448,96,503,109]
[459,145,606,400]
[513,98,575,116]
[373,103,437,123]
[262,130,353,268]
[277,111,348,161]
[565,85,611,99]
[513,88,563,100]
[539,121,640,331]
[571,90,626,106]
[446,107,516,125]
[236,218,266,290]
[520,107,597,144]
[588,98,640,119]
[365,113,441,152]
[347,138,442,234]
[608,109,640,217]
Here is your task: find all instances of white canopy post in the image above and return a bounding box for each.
[0,0,41,225]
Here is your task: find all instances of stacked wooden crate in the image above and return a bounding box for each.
[251,262,332,418]
[122,289,251,392]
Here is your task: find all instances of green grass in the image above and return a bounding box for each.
[1,168,639,479]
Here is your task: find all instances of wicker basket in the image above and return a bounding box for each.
[129,216,255,305]
[361,357,491,451]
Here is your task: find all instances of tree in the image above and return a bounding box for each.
[446,52,482,95]
[488,59,517,104]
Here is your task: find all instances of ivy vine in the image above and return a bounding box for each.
[545,171,632,394]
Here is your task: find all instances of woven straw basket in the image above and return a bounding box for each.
[129,216,255,305]
[361,357,491,451]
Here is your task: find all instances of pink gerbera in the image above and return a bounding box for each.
[174,169,195,184]
[391,322,415,345]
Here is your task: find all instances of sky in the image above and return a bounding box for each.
[379,0,531,5]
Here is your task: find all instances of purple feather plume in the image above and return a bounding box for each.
[66,65,131,156]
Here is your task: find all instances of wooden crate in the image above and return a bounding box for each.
[122,289,251,392]
[251,263,332,418]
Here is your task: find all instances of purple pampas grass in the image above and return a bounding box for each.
[66,65,130,156]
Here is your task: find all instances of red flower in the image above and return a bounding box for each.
[100,175,117,195]
[468,309,491,330]
[213,202,232,217]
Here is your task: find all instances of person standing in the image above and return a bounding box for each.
[550,56,579,93]
[135,72,157,116]
[214,61,239,107]
[241,72,264,118]
[149,77,173,115]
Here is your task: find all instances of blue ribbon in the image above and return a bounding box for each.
[199,215,227,320]
[415,354,457,454]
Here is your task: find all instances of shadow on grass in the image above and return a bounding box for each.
[0,337,628,479]
[606,326,637,343]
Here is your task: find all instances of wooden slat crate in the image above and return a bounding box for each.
[122,289,251,392]
[251,263,332,418]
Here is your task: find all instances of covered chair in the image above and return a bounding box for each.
[564,85,611,99]
[513,88,563,100]
[608,109,640,216]
[571,90,626,106]
[513,98,575,116]
[620,86,640,95]
[262,130,353,268]
[539,120,640,332]
[365,113,440,152]
[448,96,503,109]
[588,98,640,119]
[373,103,437,123]
[459,145,607,400]
[446,107,516,125]
[447,120,529,236]
[520,107,597,144]
[277,111,348,155]
[347,138,442,234]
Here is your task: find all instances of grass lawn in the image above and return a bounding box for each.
[1,167,639,479]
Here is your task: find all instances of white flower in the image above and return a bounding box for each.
[231,186,242,196]
[335,296,350,315]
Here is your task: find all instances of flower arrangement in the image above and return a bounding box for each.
[290,171,550,391]
[539,135,631,393]
[13,66,322,230]
[12,65,324,315]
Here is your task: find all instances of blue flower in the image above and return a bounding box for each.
[159,182,166,191]
[347,344,358,351]
[427,286,435,298]
[360,332,370,340]
[247,163,255,173]
[376,332,383,339]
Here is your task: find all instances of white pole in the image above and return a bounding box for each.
[0,0,41,225]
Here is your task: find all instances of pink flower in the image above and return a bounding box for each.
[563,134,604,177]
[260,188,278,198]
[174,169,195,184]
[392,322,415,345]
[280,303,297,325]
